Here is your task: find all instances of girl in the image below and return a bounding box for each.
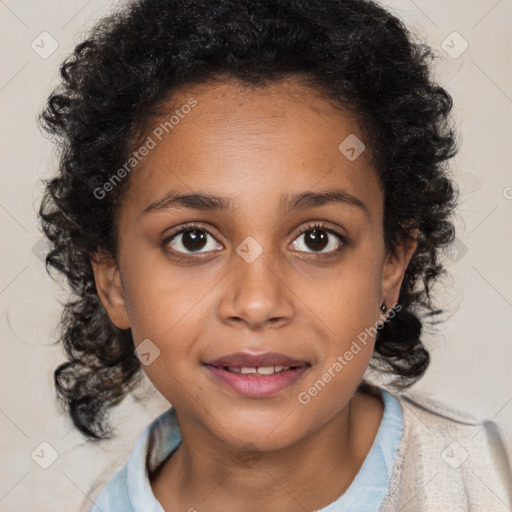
[38,0,512,510]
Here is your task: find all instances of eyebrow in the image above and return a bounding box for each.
[139,188,368,218]
[281,189,368,216]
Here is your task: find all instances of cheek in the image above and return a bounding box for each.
[118,247,220,393]
[121,256,214,350]
[130,302,205,407]
[121,252,213,338]
[291,252,382,396]
[294,255,381,339]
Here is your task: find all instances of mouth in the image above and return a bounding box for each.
[202,352,311,397]
[213,364,304,375]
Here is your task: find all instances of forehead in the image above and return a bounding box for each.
[118,76,383,223]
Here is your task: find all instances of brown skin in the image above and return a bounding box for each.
[91,76,417,512]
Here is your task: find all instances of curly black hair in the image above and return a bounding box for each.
[37,0,460,441]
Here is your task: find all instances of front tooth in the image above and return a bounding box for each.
[274,365,284,372]
[240,366,257,374]
[256,366,275,375]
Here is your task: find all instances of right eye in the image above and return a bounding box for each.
[163,223,223,256]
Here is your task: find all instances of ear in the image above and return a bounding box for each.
[379,228,419,312]
[90,252,131,330]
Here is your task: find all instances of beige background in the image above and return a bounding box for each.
[0,0,511,509]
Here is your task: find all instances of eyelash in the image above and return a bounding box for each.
[162,221,347,261]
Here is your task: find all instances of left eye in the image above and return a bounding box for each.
[290,226,344,254]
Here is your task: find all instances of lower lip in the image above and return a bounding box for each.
[203,365,310,397]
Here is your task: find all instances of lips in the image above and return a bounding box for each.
[203,351,311,397]
[203,351,310,369]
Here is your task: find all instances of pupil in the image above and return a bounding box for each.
[306,229,328,251]
[183,229,207,251]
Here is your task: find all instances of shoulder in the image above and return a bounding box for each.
[396,388,511,459]
[381,388,512,511]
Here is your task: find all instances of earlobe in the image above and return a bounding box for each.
[90,253,131,330]
[380,228,419,310]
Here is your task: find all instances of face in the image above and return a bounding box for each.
[92,76,416,452]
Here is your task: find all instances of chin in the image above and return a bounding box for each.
[211,412,306,453]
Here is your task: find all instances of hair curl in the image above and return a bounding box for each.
[38,0,460,441]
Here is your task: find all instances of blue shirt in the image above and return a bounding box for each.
[91,389,403,511]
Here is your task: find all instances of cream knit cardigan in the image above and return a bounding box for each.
[380,389,512,511]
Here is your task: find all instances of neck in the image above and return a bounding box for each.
[150,389,383,512]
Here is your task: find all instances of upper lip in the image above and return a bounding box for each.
[204,351,310,368]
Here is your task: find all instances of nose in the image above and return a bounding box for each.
[217,250,295,330]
